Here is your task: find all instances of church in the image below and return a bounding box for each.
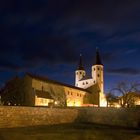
[0,49,107,107]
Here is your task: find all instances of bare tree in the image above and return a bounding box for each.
[110,82,140,107]
[49,86,67,107]
[106,92,118,107]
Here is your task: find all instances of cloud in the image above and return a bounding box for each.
[0,0,140,73]
[107,68,140,76]
[0,59,20,71]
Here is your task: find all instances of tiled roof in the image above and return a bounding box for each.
[35,90,53,99]
[77,54,85,70]
[93,48,103,65]
[26,73,91,93]
[86,84,100,93]
[79,75,92,81]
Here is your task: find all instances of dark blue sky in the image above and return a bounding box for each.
[0,0,140,93]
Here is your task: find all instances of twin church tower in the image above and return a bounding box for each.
[75,49,106,106]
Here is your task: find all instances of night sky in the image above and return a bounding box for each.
[0,0,140,93]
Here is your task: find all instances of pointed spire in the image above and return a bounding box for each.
[94,47,103,65]
[77,54,85,70]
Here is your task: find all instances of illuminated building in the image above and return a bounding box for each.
[0,49,107,107]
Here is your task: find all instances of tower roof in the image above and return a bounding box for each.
[94,48,103,65]
[77,54,85,70]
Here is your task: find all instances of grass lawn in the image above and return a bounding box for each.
[0,123,140,140]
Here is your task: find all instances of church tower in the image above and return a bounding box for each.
[92,48,104,93]
[92,48,106,106]
[75,54,86,86]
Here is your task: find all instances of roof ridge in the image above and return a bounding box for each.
[26,73,91,93]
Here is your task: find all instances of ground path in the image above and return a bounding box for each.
[0,123,140,140]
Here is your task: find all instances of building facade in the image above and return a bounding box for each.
[75,49,106,106]
[0,49,107,107]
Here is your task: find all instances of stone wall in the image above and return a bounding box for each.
[77,107,140,128]
[0,106,140,128]
[0,106,78,128]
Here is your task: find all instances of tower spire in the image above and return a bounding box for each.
[94,48,103,65]
[78,54,84,70]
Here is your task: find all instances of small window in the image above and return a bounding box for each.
[94,68,95,71]
[76,72,78,75]
[98,74,100,77]
[80,72,82,74]
[83,82,85,85]
[77,93,79,96]
[86,82,88,84]
[68,91,69,95]
[71,92,73,95]
[94,81,95,83]
[98,68,100,70]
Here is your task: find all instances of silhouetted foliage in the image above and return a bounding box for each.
[0,76,24,106]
